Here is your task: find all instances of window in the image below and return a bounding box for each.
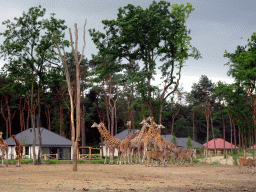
[25,147,29,155]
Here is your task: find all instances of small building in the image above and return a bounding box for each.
[161,135,203,148]
[203,138,239,154]
[2,127,73,160]
[101,129,203,157]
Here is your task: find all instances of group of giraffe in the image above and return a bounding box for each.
[0,132,23,167]
[91,116,176,165]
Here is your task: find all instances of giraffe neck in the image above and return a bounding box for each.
[12,136,22,146]
[0,137,5,144]
[99,123,111,136]
[126,128,131,139]
[137,125,146,138]
[96,126,108,138]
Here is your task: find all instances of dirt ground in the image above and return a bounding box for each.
[0,163,256,192]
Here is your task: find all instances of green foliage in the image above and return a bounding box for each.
[196,146,203,156]
[215,82,252,141]
[190,75,216,103]
[89,1,200,116]
[171,135,178,145]
[187,136,193,148]
[223,32,256,146]
[174,116,192,137]
[0,5,68,93]
[232,155,238,166]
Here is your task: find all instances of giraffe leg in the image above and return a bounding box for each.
[104,147,108,165]
[142,147,147,163]
[1,155,3,167]
[139,149,142,164]
[109,148,113,165]
[127,148,130,165]
[131,149,134,164]
[6,151,8,167]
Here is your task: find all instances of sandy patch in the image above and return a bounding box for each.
[199,156,234,165]
[0,163,255,191]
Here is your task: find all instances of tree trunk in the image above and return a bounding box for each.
[159,104,163,125]
[1,95,9,139]
[222,113,226,156]
[72,141,78,171]
[6,95,13,137]
[35,78,42,165]
[206,115,209,156]
[54,19,86,171]
[238,128,241,147]
[26,98,30,130]
[233,120,236,149]
[205,100,210,157]
[19,98,26,132]
[43,94,51,131]
[31,114,37,165]
[45,107,51,130]
[30,76,37,165]
[115,104,117,135]
[210,115,216,155]
[37,117,42,165]
[228,115,233,152]
[171,116,175,135]
[192,111,196,141]
[59,98,64,135]
[81,101,86,154]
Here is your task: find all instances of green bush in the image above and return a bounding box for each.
[232,155,238,166]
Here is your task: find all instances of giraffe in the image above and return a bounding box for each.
[141,124,154,162]
[119,121,140,164]
[130,119,149,164]
[12,135,23,167]
[98,122,123,164]
[119,121,131,165]
[91,122,112,164]
[0,132,8,167]
[146,116,175,152]
[91,122,122,164]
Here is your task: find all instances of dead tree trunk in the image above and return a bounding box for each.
[81,96,86,154]
[54,19,87,172]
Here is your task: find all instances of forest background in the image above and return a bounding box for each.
[0,0,256,151]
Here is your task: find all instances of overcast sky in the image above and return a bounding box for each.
[0,0,255,92]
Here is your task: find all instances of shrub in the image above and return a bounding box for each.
[232,155,238,166]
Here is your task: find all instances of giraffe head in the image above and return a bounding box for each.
[0,132,2,139]
[125,121,131,127]
[157,124,165,129]
[99,122,105,128]
[140,119,147,125]
[91,122,99,128]
[146,116,154,122]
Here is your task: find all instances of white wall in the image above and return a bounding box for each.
[102,146,119,157]
[0,146,27,159]
[0,146,73,160]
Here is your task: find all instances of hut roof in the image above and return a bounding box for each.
[203,138,239,149]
